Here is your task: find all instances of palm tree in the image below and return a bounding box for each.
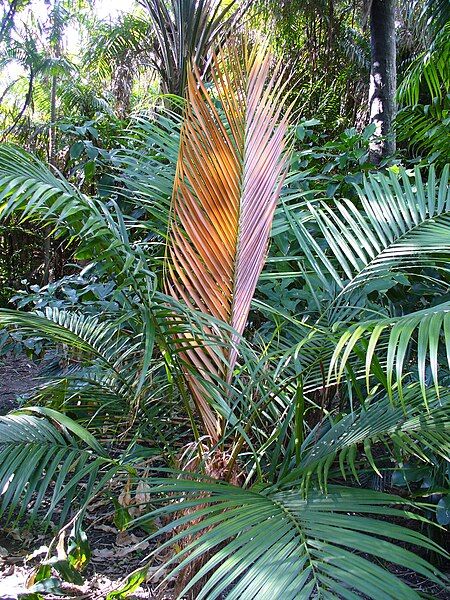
[140,0,251,97]
[83,12,152,118]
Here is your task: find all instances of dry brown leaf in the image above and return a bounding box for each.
[135,479,152,507]
[115,540,149,558]
[95,524,117,534]
[118,478,132,508]
[115,532,141,546]
[92,547,116,559]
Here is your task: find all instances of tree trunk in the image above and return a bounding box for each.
[43,72,57,285]
[368,0,397,163]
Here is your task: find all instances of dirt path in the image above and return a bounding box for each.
[0,355,40,415]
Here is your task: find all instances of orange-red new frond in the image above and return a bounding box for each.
[165,38,291,441]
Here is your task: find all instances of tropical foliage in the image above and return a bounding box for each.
[396,0,450,166]
[0,1,449,599]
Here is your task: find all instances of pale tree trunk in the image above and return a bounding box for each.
[368,0,397,163]
[43,0,62,284]
[49,73,57,166]
[43,72,57,285]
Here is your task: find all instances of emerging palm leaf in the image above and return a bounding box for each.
[164,39,291,440]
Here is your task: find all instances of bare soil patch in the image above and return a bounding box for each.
[0,355,39,415]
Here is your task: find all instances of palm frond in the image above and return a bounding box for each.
[329,301,450,402]
[0,145,134,267]
[164,39,291,440]
[29,371,132,426]
[300,384,450,485]
[286,164,450,322]
[84,13,151,80]
[113,112,182,239]
[0,307,134,379]
[58,80,114,117]
[0,407,119,526]
[141,0,251,96]
[134,479,447,599]
[397,21,450,106]
[0,144,157,296]
[396,96,450,166]
[0,297,249,436]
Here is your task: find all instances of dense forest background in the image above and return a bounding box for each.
[0,0,448,296]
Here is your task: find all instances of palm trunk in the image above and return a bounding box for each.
[368,0,397,163]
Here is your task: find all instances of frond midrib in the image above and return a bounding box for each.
[330,207,450,310]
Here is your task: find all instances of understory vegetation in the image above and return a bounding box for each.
[0,1,449,598]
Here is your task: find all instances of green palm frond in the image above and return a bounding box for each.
[113,112,182,239]
[257,164,450,408]
[0,298,247,432]
[396,96,450,166]
[133,479,447,599]
[226,337,449,489]
[286,164,450,321]
[29,372,132,426]
[29,369,178,449]
[300,384,450,486]
[0,303,191,448]
[329,301,450,402]
[0,407,119,526]
[0,305,161,426]
[0,307,135,381]
[0,114,183,269]
[398,22,450,106]
[423,0,450,33]
[0,143,158,300]
[0,145,133,266]
[58,80,114,117]
[141,0,251,97]
[84,13,151,80]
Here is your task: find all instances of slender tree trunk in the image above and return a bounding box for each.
[368,0,397,163]
[49,73,57,166]
[43,72,57,285]
[0,0,20,42]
